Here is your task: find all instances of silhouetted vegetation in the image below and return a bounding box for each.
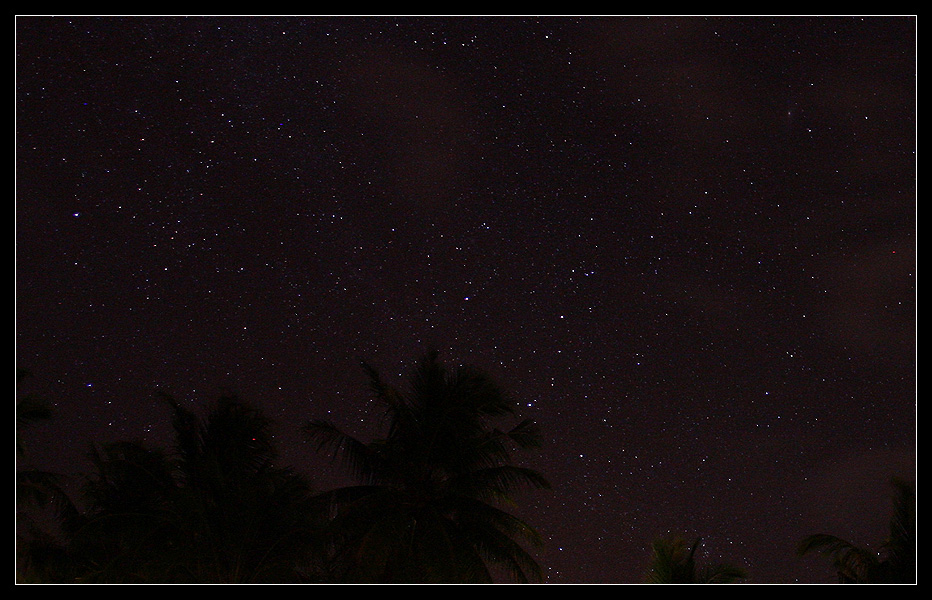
[644,536,747,583]
[16,356,916,584]
[71,395,327,583]
[16,353,551,584]
[18,393,328,583]
[16,369,82,583]
[303,351,551,583]
[797,477,915,583]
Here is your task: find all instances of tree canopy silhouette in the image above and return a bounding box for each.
[643,535,748,584]
[16,370,82,583]
[797,477,915,583]
[303,350,552,583]
[21,394,327,583]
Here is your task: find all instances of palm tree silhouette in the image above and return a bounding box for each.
[644,536,748,584]
[303,351,551,583]
[68,440,183,582]
[797,477,915,583]
[161,394,328,583]
[16,369,82,583]
[64,395,326,583]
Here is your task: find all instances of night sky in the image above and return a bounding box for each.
[16,16,916,584]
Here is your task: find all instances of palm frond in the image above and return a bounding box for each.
[797,533,868,558]
[304,351,549,583]
[82,441,178,515]
[17,396,53,428]
[157,392,203,473]
[467,516,545,583]
[697,563,748,583]
[454,465,551,501]
[883,477,915,571]
[797,533,880,582]
[200,396,277,477]
[644,536,746,583]
[302,420,381,484]
[461,422,542,471]
[506,418,544,449]
[445,364,513,419]
[361,361,421,444]
[449,496,545,548]
[645,536,699,583]
[17,469,82,531]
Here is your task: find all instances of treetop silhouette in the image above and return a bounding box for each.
[303,350,551,583]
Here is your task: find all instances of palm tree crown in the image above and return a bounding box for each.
[65,395,324,583]
[644,536,748,584]
[304,351,551,583]
[797,477,915,583]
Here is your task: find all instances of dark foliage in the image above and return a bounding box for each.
[644,536,747,584]
[304,351,552,583]
[18,394,327,583]
[797,477,915,584]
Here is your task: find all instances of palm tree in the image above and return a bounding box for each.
[303,351,551,583]
[644,536,748,584]
[16,369,82,583]
[66,394,327,583]
[68,440,183,582]
[159,394,327,583]
[797,477,915,583]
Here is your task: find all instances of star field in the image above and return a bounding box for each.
[16,16,915,583]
